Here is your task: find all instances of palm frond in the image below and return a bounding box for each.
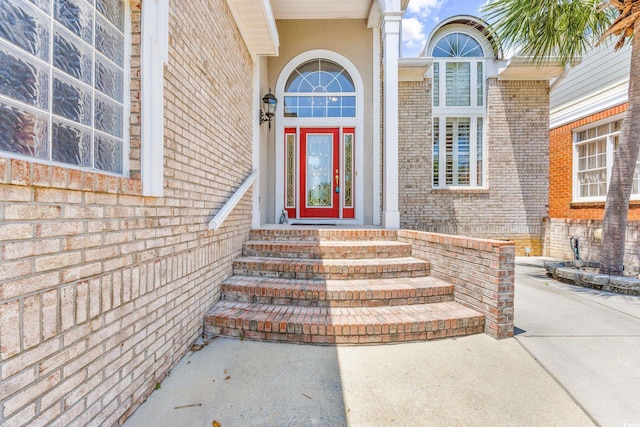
[482,0,614,65]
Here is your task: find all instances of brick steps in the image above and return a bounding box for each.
[220,276,454,307]
[204,228,485,345]
[233,256,429,280]
[242,240,412,259]
[204,301,485,345]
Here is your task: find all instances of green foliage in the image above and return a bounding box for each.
[482,0,615,65]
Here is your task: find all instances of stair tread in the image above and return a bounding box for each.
[244,240,410,247]
[235,256,427,265]
[206,300,482,323]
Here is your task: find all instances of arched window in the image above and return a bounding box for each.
[431,32,486,188]
[284,59,356,118]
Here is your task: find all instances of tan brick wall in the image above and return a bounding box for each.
[397,230,515,339]
[0,1,254,426]
[398,79,550,256]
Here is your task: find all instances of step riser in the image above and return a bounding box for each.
[242,246,412,259]
[233,269,428,280]
[250,229,398,241]
[221,293,455,307]
[204,320,484,345]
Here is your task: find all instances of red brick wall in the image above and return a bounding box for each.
[549,103,640,220]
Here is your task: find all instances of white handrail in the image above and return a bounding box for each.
[208,170,258,230]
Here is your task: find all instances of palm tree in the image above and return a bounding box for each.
[483,0,640,276]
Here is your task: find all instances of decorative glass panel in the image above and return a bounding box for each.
[0,0,50,60]
[306,134,332,207]
[95,93,123,138]
[27,0,49,12]
[446,62,470,107]
[95,53,123,102]
[0,43,49,109]
[477,62,483,106]
[433,33,484,58]
[54,0,94,44]
[286,133,295,208]
[0,100,48,159]
[95,13,124,66]
[52,119,91,166]
[53,73,92,125]
[433,118,439,187]
[95,133,123,174]
[477,118,483,186]
[433,62,439,107]
[344,133,353,207]
[54,25,93,84]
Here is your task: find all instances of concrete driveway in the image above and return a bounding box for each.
[125,257,640,427]
[514,257,640,427]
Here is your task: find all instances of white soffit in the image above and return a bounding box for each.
[226,0,279,58]
[399,57,432,81]
[271,0,373,19]
[499,57,565,81]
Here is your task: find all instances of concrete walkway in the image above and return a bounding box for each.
[125,257,640,427]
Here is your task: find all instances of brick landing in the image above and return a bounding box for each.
[204,229,486,344]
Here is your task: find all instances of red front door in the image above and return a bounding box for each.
[300,128,340,218]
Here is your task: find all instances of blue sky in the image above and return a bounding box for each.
[402,0,488,57]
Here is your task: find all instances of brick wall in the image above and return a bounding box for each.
[545,218,640,267]
[545,104,640,266]
[398,79,550,255]
[397,230,515,339]
[0,1,254,426]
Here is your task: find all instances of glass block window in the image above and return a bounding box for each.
[0,0,128,175]
[284,59,356,118]
[574,119,639,201]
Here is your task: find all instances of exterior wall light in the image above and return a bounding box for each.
[260,89,277,130]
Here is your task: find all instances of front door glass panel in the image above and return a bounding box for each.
[306,134,333,207]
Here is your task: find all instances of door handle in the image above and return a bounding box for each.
[335,169,340,193]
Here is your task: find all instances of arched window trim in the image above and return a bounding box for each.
[432,33,484,58]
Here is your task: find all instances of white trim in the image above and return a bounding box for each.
[252,59,261,228]
[141,0,169,197]
[225,0,279,59]
[372,27,381,225]
[275,50,365,224]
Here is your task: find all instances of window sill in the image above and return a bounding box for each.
[571,199,640,209]
[431,187,490,194]
[0,158,142,195]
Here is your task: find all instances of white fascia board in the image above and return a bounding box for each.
[550,81,629,129]
[225,0,279,59]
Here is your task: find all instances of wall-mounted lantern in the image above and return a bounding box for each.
[260,89,277,130]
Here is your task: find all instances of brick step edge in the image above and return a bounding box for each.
[221,276,454,307]
[204,301,485,345]
[242,240,412,259]
[249,229,399,242]
[233,256,430,280]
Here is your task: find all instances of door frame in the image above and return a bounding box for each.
[274,49,364,224]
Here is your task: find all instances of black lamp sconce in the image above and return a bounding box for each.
[260,89,277,130]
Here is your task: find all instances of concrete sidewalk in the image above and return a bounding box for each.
[125,257,640,427]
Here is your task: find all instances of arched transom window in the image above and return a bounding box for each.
[284,59,356,118]
[431,32,486,189]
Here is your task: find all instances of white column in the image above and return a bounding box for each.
[381,11,402,229]
[251,59,261,228]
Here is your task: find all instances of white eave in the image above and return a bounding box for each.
[226,0,279,58]
[398,57,432,81]
[498,57,565,81]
